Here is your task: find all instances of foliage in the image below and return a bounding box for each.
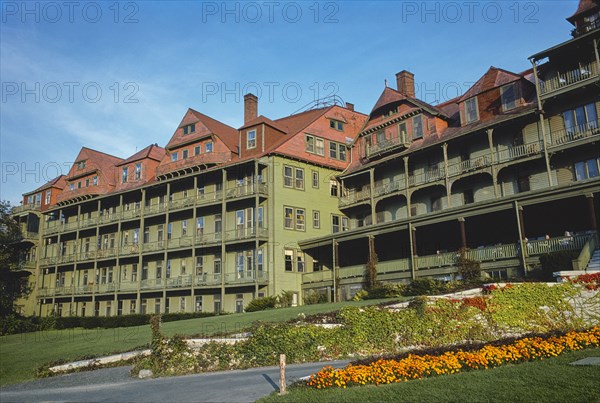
[363,238,379,291]
[536,250,579,280]
[0,200,32,317]
[305,326,600,389]
[457,248,482,284]
[278,290,295,308]
[487,282,583,332]
[403,278,448,296]
[0,314,39,335]
[245,296,278,312]
[567,272,600,290]
[304,290,328,305]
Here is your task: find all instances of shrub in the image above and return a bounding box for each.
[0,314,39,335]
[404,278,446,296]
[245,296,277,312]
[366,282,406,299]
[457,248,482,284]
[537,250,579,280]
[278,290,295,308]
[304,290,328,305]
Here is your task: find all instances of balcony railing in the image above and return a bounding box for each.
[224,270,267,284]
[54,285,73,296]
[539,60,599,96]
[525,234,589,256]
[140,278,163,290]
[340,188,371,207]
[96,248,118,259]
[226,183,268,199]
[548,120,600,147]
[156,151,232,176]
[302,270,333,284]
[58,254,77,264]
[196,273,222,286]
[144,203,167,216]
[95,283,117,293]
[12,202,41,214]
[166,275,193,288]
[98,212,121,225]
[408,165,445,186]
[142,241,165,253]
[365,133,409,158]
[497,141,542,163]
[447,155,492,178]
[121,208,142,220]
[374,179,406,198]
[120,244,139,256]
[167,237,194,249]
[572,18,600,37]
[119,281,139,291]
[224,227,268,242]
[195,232,222,245]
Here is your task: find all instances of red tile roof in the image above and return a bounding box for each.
[190,109,239,152]
[25,175,66,195]
[117,144,165,166]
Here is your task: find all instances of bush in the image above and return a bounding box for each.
[366,282,406,299]
[245,296,277,312]
[404,278,447,296]
[278,290,295,308]
[0,314,39,335]
[304,290,328,305]
[535,250,579,281]
[457,248,482,284]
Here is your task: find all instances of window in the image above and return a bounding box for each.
[295,168,304,189]
[122,167,128,183]
[45,190,51,204]
[563,103,598,134]
[135,163,142,180]
[171,152,178,162]
[196,256,203,275]
[306,135,315,153]
[413,115,424,139]
[312,171,319,188]
[213,258,221,274]
[205,142,213,153]
[329,142,346,161]
[155,298,161,314]
[463,189,474,205]
[195,296,203,312]
[330,180,339,197]
[214,296,221,313]
[196,217,205,237]
[313,210,320,228]
[329,119,344,131]
[166,260,171,278]
[182,149,189,159]
[77,160,86,169]
[332,215,348,233]
[143,226,150,243]
[398,122,408,141]
[315,138,325,155]
[464,97,479,124]
[500,83,517,111]
[167,223,172,240]
[247,130,256,149]
[194,145,201,155]
[78,181,82,188]
[214,214,222,235]
[283,166,293,187]
[180,297,186,312]
[284,249,294,271]
[284,207,294,229]
[156,262,162,279]
[70,183,75,191]
[85,178,90,187]
[183,124,195,135]
[92,176,98,185]
[182,220,187,236]
[257,248,263,272]
[297,253,305,272]
[575,158,600,181]
[295,208,305,231]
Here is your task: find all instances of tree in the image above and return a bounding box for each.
[0,201,32,317]
[363,236,379,291]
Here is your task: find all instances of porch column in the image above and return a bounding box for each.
[588,194,598,231]
[369,168,376,224]
[458,217,467,249]
[518,206,526,239]
[442,143,451,207]
[332,240,339,302]
[514,201,528,272]
[530,59,553,187]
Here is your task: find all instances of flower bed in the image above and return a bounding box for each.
[306,326,600,389]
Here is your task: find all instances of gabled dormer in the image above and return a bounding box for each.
[458,67,534,127]
[359,71,450,161]
[156,109,236,179]
[57,148,123,204]
[115,144,165,191]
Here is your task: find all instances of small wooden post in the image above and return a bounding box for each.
[279,354,286,395]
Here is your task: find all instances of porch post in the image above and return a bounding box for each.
[588,194,598,231]
[518,206,526,239]
[514,201,528,272]
[458,217,467,249]
[409,223,417,280]
[332,240,338,302]
[530,59,553,187]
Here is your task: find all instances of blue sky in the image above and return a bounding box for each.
[0,0,578,205]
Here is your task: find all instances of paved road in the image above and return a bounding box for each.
[0,360,351,402]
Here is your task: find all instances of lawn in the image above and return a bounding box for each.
[0,298,396,387]
[260,347,600,403]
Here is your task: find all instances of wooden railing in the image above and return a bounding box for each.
[12,203,41,214]
[365,133,409,158]
[548,120,600,147]
[496,141,542,163]
[539,60,599,95]
[526,234,589,256]
[156,151,231,176]
[571,232,599,270]
[447,155,492,177]
[302,270,333,284]
[340,188,371,207]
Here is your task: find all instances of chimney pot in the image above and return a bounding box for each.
[396,70,415,98]
[346,102,354,111]
[244,93,258,124]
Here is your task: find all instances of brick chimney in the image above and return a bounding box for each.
[346,102,354,111]
[244,93,258,124]
[396,70,415,98]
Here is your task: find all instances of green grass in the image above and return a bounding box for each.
[260,348,600,403]
[0,298,397,387]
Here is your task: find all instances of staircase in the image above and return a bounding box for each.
[587,249,600,271]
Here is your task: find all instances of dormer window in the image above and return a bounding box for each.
[171,152,178,162]
[92,176,98,185]
[247,130,256,149]
[122,167,128,183]
[205,142,213,153]
[500,83,517,111]
[77,160,86,169]
[329,119,344,131]
[183,124,196,135]
[69,183,75,191]
[465,97,479,124]
[135,163,142,180]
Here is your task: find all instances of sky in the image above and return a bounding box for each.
[0,0,579,205]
